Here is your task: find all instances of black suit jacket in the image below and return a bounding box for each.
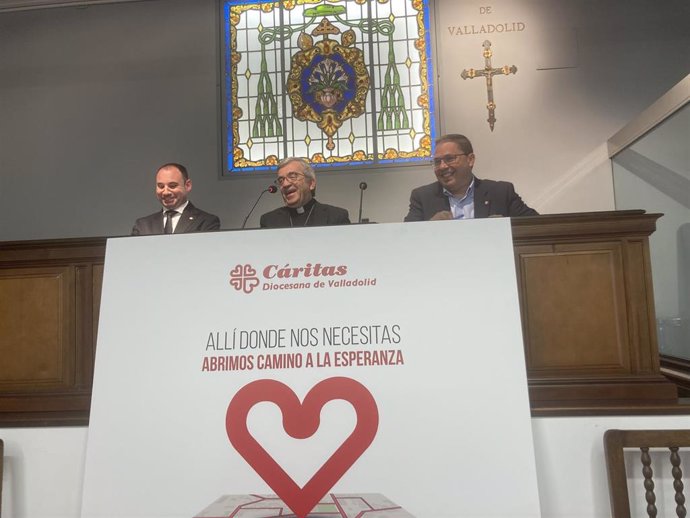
[260,200,350,228]
[404,177,538,221]
[131,202,221,235]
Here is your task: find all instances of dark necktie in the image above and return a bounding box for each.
[164,210,176,234]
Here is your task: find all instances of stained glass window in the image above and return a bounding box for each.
[222,0,435,174]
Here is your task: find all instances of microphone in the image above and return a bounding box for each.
[358,181,368,224]
[241,185,277,229]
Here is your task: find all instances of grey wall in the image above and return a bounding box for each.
[0,0,688,241]
[1,0,227,239]
[0,0,426,240]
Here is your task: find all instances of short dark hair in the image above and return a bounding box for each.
[157,163,189,180]
[436,134,473,155]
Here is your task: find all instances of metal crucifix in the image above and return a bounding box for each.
[461,40,517,131]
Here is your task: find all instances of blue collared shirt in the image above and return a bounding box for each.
[443,179,475,219]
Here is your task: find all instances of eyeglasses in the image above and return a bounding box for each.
[433,154,467,167]
[275,172,306,186]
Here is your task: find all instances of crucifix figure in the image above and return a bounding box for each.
[461,40,517,131]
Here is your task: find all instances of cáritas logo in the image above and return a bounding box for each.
[229,262,375,295]
[229,264,260,294]
[263,263,347,279]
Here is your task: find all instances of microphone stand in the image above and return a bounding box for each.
[358,182,367,224]
[242,186,277,229]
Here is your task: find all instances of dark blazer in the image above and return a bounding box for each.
[260,200,350,228]
[404,177,538,222]
[131,202,221,235]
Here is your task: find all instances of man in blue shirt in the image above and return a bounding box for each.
[404,134,538,221]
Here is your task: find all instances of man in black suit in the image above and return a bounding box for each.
[260,158,350,228]
[404,134,538,221]
[131,163,220,235]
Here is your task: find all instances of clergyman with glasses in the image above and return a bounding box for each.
[259,157,350,228]
[404,134,538,221]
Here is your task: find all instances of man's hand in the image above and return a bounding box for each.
[430,211,453,221]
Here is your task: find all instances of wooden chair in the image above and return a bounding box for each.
[604,429,690,518]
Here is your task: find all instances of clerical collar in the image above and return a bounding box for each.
[289,197,316,215]
[288,198,316,227]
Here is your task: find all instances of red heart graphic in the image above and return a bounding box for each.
[226,377,379,518]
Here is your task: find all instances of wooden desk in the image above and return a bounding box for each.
[513,210,678,415]
[0,237,104,426]
[0,211,680,425]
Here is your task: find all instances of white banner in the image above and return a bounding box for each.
[81,220,541,518]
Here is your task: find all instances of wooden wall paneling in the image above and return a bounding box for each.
[0,213,685,424]
[0,266,75,391]
[519,241,630,375]
[622,238,659,373]
[512,211,679,414]
[0,238,105,426]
